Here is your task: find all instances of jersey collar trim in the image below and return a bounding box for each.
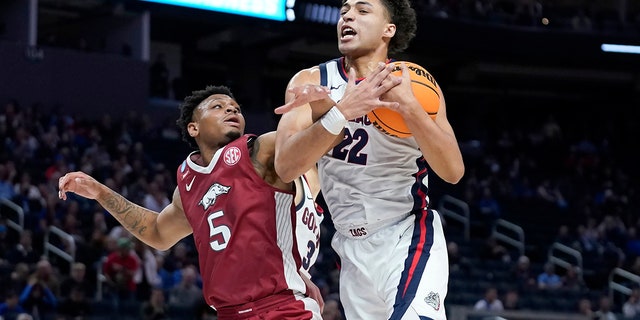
[186,148,224,174]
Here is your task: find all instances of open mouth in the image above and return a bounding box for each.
[224,116,240,127]
[341,26,357,40]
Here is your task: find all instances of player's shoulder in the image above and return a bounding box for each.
[251,131,277,158]
[256,131,277,147]
[288,65,322,87]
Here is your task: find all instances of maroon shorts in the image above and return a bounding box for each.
[216,291,315,320]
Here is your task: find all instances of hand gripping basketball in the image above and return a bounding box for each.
[367,61,440,138]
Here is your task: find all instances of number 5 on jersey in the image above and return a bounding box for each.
[207,210,231,251]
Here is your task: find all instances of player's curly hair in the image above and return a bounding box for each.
[380,0,417,54]
[176,85,235,149]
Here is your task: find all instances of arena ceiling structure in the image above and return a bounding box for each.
[34,0,640,108]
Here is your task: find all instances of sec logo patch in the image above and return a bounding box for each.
[224,147,241,166]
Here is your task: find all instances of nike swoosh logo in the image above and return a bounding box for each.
[186,176,196,191]
[329,84,344,90]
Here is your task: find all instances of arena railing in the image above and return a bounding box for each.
[548,242,583,283]
[44,225,76,265]
[609,267,640,303]
[0,198,24,233]
[492,218,525,258]
[438,194,470,241]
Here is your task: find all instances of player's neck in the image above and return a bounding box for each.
[343,53,390,79]
[195,146,218,167]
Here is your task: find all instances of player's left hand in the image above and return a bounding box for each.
[381,62,420,115]
[275,85,331,114]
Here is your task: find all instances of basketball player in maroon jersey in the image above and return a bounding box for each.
[58,85,323,319]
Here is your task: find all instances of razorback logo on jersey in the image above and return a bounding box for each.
[198,183,231,210]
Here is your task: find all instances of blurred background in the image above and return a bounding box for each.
[1,0,640,319]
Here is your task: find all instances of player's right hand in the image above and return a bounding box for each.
[275,84,331,114]
[58,171,103,201]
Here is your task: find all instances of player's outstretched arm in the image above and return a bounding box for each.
[275,68,344,183]
[58,171,192,251]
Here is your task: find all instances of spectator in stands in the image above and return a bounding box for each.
[594,295,618,320]
[537,262,562,290]
[142,180,170,213]
[555,224,574,247]
[562,265,585,292]
[132,238,161,302]
[477,186,501,235]
[103,237,139,302]
[0,291,26,320]
[168,265,202,309]
[59,262,92,300]
[576,218,601,254]
[12,173,46,231]
[30,260,59,297]
[56,286,91,320]
[625,227,640,262]
[0,219,10,264]
[623,287,640,319]
[578,298,594,318]
[140,287,168,320]
[502,289,521,310]
[447,241,471,273]
[7,263,30,296]
[6,231,40,268]
[473,286,504,312]
[18,276,58,319]
[0,161,17,200]
[155,254,179,293]
[162,241,195,277]
[480,236,511,263]
[536,178,568,209]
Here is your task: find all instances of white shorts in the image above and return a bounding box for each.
[331,209,449,320]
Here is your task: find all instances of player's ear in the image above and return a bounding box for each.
[384,23,396,38]
[187,122,198,137]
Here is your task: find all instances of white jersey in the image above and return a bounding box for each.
[295,175,324,278]
[318,57,430,237]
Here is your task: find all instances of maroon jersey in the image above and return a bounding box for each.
[176,134,306,310]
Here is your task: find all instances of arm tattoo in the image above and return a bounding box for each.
[101,190,148,236]
[250,137,267,174]
[250,137,280,184]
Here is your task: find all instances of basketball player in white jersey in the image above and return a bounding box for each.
[294,167,324,280]
[274,0,465,319]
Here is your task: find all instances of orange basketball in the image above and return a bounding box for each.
[367,61,440,138]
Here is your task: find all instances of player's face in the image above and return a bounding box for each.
[192,94,245,148]
[337,0,394,56]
